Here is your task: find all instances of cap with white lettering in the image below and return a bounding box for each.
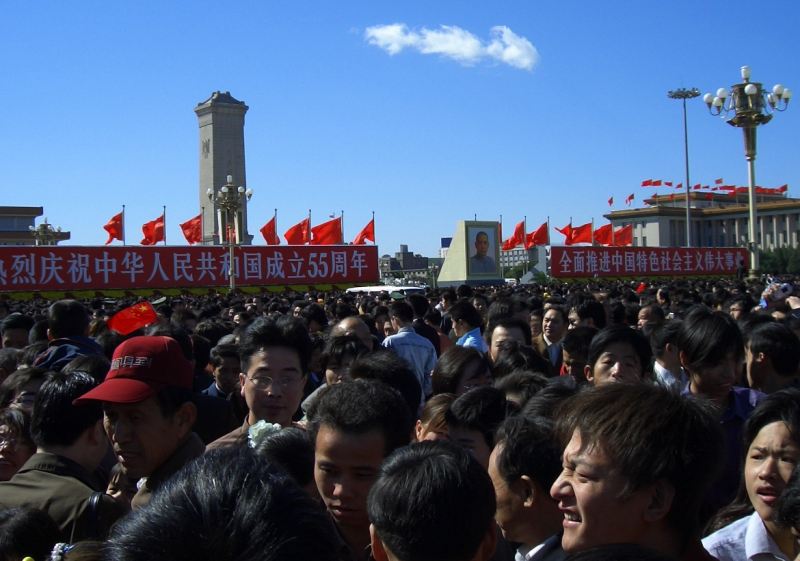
[74,336,193,404]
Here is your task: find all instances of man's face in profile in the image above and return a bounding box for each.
[474,233,489,257]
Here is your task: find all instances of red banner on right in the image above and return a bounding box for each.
[550,246,748,278]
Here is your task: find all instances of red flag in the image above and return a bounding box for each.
[676,183,682,189]
[502,221,525,251]
[705,192,713,201]
[310,217,343,245]
[594,223,613,246]
[664,181,673,187]
[260,216,280,245]
[179,214,202,245]
[778,184,788,193]
[668,193,675,201]
[525,222,549,248]
[715,178,724,185]
[607,197,614,207]
[352,218,375,245]
[692,184,701,190]
[569,222,593,245]
[641,179,652,187]
[636,281,647,294]
[651,180,662,187]
[103,212,124,245]
[141,214,165,246]
[556,224,573,244]
[625,193,635,206]
[613,225,633,246]
[284,217,311,245]
[108,301,158,335]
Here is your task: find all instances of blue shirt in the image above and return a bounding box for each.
[456,327,488,354]
[382,327,436,398]
[703,512,790,561]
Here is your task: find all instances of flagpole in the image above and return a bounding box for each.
[274,208,278,245]
[591,218,595,246]
[523,215,528,274]
[499,213,503,278]
[307,209,311,245]
[372,210,375,245]
[122,205,126,246]
[341,210,345,244]
[200,206,205,246]
[163,205,167,245]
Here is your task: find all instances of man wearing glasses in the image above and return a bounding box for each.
[207,316,311,450]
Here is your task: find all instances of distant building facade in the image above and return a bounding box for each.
[606,192,800,250]
[380,245,443,283]
[0,207,70,246]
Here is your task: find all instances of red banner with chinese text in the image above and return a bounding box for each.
[550,247,748,278]
[0,245,379,292]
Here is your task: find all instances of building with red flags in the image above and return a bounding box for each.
[605,187,800,250]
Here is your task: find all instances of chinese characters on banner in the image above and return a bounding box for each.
[550,246,749,278]
[0,246,379,292]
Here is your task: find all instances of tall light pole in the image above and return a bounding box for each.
[667,87,700,247]
[704,66,791,278]
[207,175,253,291]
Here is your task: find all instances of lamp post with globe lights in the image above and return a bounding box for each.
[207,175,253,291]
[703,66,791,278]
[667,87,700,247]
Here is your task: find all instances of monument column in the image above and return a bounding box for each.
[194,91,252,244]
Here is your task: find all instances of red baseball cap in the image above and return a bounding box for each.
[74,336,193,404]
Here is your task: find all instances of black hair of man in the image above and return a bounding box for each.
[677,306,744,370]
[0,367,52,409]
[300,303,328,330]
[445,386,508,449]
[449,300,484,330]
[561,326,598,360]
[31,371,101,447]
[239,316,312,374]
[309,379,412,457]
[61,354,111,385]
[367,440,496,561]
[349,350,422,417]
[495,415,562,491]
[777,464,800,531]
[493,370,548,408]
[209,343,241,369]
[405,294,430,319]
[106,446,340,561]
[28,320,49,344]
[555,383,723,545]
[574,299,607,329]
[586,325,653,374]
[321,334,369,372]
[432,346,489,395]
[486,317,532,347]
[521,377,579,420]
[492,341,551,379]
[643,320,682,359]
[252,427,315,488]
[747,321,800,377]
[389,301,414,325]
[1,313,35,335]
[47,300,90,339]
[0,507,61,561]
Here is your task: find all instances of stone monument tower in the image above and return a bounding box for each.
[195,91,251,244]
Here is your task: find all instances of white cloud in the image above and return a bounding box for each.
[364,23,539,71]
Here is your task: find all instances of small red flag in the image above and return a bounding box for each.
[103,212,124,245]
[715,178,724,185]
[556,224,573,244]
[613,225,633,246]
[636,281,647,294]
[569,222,593,245]
[664,181,673,187]
[676,183,682,189]
[525,222,549,248]
[352,218,375,245]
[108,301,159,335]
[778,184,788,193]
[502,221,525,251]
[594,223,613,246]
[651,180,662,187]
[179,214,202,245]
[692,184,701,190]
[607,197,614,207]
[260,216,280,245]
[310,217,343,245]
[141,214,165,246]
[641,179,652,187]
[284,217,311,245]
[625,193,635,206]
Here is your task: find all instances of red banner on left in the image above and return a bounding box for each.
[0,245,379,292]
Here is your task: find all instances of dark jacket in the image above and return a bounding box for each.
[0,452,126,542]
[33,336,105,372]
[131,432,205,510]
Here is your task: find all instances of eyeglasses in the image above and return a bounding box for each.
[247,375,302,390]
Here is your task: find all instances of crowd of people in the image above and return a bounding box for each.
[0,276,799,561]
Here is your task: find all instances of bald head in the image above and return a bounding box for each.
[331,316,374,350]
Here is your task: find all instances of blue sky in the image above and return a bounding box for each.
[3,1,799,258]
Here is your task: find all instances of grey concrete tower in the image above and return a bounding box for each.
[195,91,251,244]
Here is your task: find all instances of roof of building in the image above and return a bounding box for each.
[0,206,43,217]
[195,91,247,108]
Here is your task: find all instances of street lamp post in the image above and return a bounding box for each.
[29,218,62,246]
[207,175,253,291]
[704,66,791,278]
[667,87,700,247]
